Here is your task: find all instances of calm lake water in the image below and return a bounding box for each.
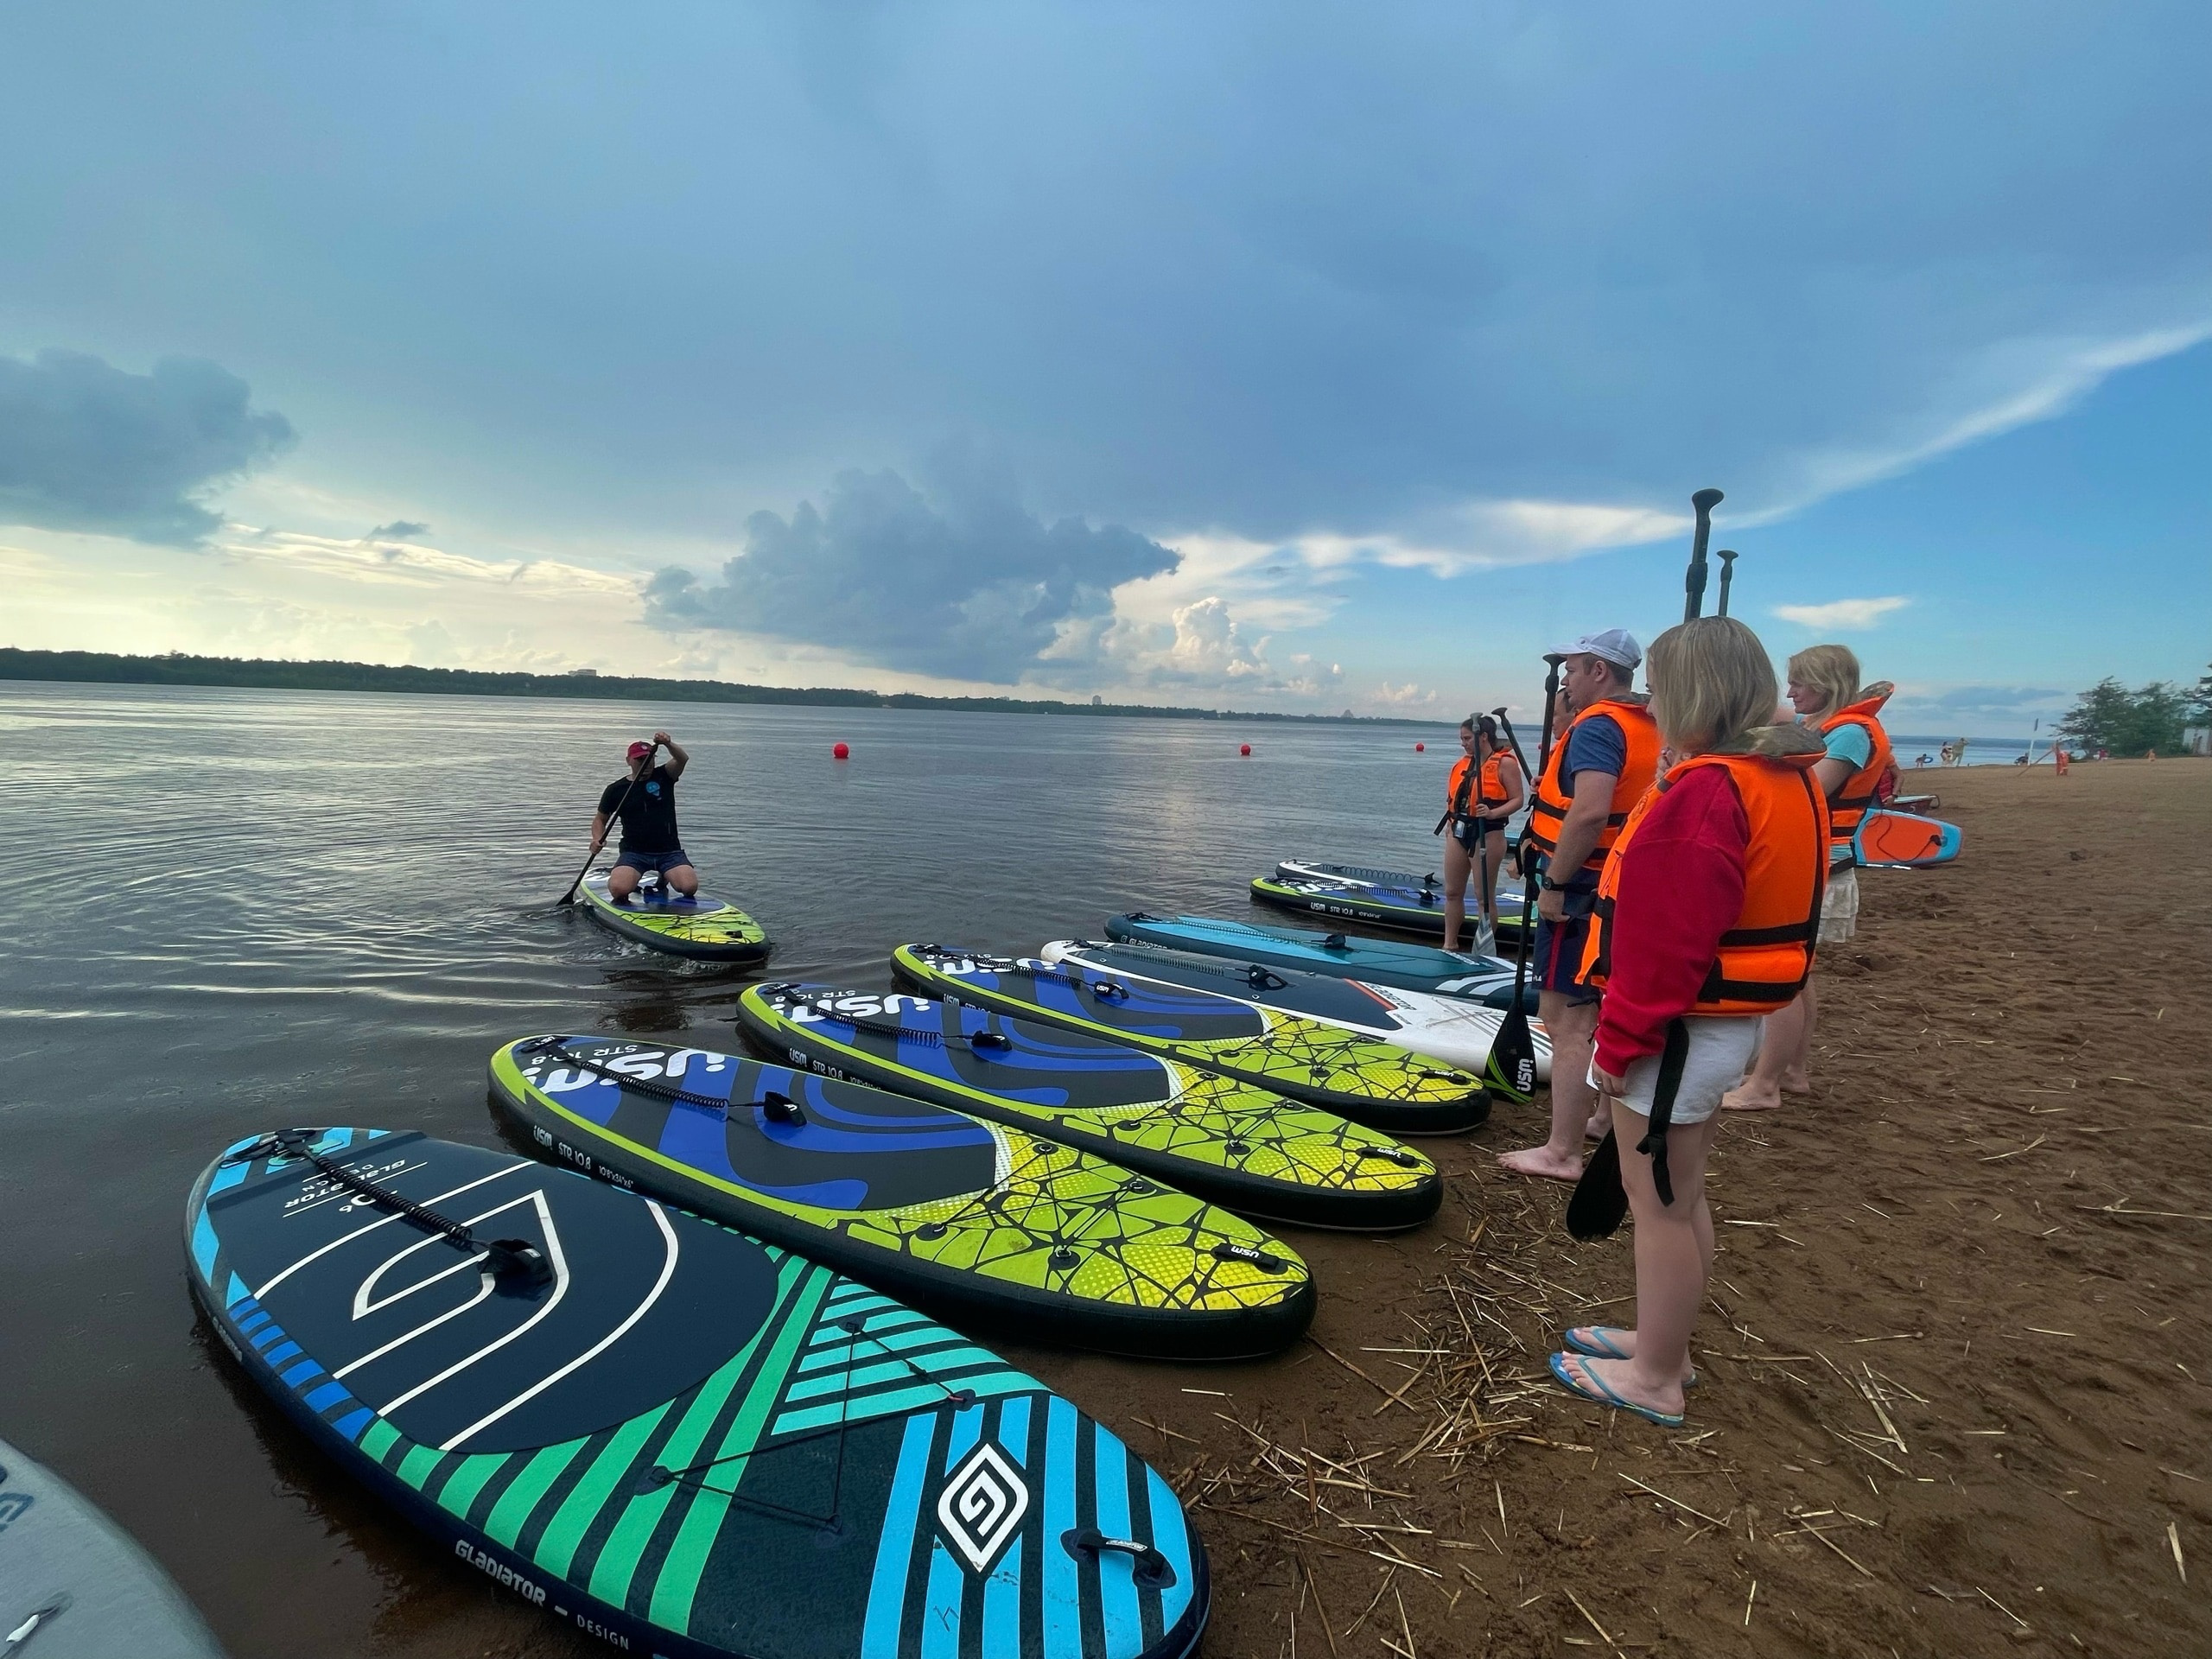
[0,682,1473,1657]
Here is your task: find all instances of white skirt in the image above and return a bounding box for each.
[1589,1015,1763,1128]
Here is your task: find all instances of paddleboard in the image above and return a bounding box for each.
[1853,810,1962,868]
[1274,861,1531,938]
[737,983,1441,1231]
[1038,938,1553,1084]
[0,1434,226,1659]
[489,1034,1313,1359]
[1106,912,1530,1007]
[186,1128,1208,1659]
[892,944,1488,1135]
[1250,872,1494,941]
[576,873,772,964]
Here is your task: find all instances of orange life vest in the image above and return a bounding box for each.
[1523,697,1662,876]
[1580,750,1830,1014]
[1447,752,1516,821]
[1819,686,1894,866]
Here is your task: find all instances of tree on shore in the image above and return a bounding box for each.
[2056,677,2191,757]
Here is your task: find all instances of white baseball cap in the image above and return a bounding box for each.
[1554,628,1642,671]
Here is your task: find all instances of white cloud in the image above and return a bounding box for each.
[1772,595,1911,630]
[1370,681,1436,707]
[1761,320,2212,520]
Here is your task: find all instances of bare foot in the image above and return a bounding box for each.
[1497,1146,1584,1182]
[1782,1072,1813,1095]
[1585,1116,1610,1141]
[1563,1326,1696,1384]
[1551,1352,1686,1423]
[1720,1081,1783,1112]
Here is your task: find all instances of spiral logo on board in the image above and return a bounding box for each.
[935,1441,1029,1573]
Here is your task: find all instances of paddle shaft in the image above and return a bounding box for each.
[1715,549,1738,617]
[1683,487,1724,623]
[558,739,658,906]
[1504,657,1566,1004]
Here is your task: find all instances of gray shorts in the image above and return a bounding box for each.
[1590,1015,1763,1128]
[1818,864,1859,944]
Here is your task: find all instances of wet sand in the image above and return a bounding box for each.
[1033,758,2212,1657]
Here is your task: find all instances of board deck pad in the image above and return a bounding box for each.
[891,944,1489,1135]
[736,983,1441,1231]
[578,873,773,963]
[1039,939,1553,1084]
[1853,810,1962,868]
[489,1035,1314,1358]
[187,1129,1207,1659]
[1105,912,1527,1006]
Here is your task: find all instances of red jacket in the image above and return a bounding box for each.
[1591,764,1751,1076]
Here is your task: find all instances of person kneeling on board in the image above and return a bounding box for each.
[589,730,698,903]
[1721,645,1892,1112]
[1548,618,1829,1427]
[1498,630,1660,1182]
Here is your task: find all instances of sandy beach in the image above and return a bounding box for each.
[1016,758,2212,1657]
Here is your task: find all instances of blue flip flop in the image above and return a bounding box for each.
[1547,1351,1686,1427]
[1563,1326,1698,1387]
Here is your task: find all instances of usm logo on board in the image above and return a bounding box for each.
[935,1441,1028,1573]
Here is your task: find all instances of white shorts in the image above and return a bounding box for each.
[1590,1016,1763,1128]
[1818,864,1859,944]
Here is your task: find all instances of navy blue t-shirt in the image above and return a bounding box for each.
[597,765,681,854]
[1544,712,1628,895]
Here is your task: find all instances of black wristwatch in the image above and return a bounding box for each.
[1539,875,1568,893]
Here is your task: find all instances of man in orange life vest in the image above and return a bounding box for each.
[1498,629,1663,1182]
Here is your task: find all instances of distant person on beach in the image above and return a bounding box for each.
[588,730,697,902]
[1440,714,1525,951]
[1722,646,1891,1112]
[2054,746,2071,776]
[1548,617,1829,1427]
[1500,629,1659,1182]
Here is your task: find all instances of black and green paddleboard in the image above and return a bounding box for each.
[187,1128,1208,1659]
[489,1035,1313,1359]
[891,944,1489,1135]
[576,873,773,963]
[736,982,1440,1231]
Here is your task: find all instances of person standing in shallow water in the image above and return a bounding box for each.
[1547,618,1829,1426]
[1440,714,1525,951]
[1498,630,1661,1183]
[589,730,698,902]
[1722,645,1891,1111]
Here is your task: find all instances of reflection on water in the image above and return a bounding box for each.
[0,683,1459,1657]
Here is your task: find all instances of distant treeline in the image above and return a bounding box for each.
[0,647,1423,727]
[2056,670,2211,758]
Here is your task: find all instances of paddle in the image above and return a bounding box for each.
[556,739,656,906]
[1681,487,1724,623]
[1476,659,1563,1104]
[1715,548,1738,617]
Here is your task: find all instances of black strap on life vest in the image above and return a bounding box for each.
[1636,1017,1692,1207]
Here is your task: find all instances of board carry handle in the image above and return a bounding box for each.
[1320,932,1350,950]
[244,1130,554,1293]
[1062,1527,1177,1589]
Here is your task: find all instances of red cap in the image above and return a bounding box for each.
[626,741,654,760]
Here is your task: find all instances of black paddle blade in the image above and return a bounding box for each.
[1482,1001,1539,1106]
[1565,1129,1629,1240]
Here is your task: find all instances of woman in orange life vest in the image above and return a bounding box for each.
[1546,618,1829,1427]
[1440,714,1525,950]
[1721,645,1891,1112]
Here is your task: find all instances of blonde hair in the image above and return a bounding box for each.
[1786,644,1860,719]
[1646,618,1778,753]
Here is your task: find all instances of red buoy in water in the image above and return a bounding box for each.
[1415,741,1426,752]
[1239,743,1252,756]
[832,741,850,760]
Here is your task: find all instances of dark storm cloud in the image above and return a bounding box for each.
[645,466,1179,682]
[0,349,295,545]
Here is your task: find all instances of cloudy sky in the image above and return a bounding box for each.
[3,3,2207,732]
